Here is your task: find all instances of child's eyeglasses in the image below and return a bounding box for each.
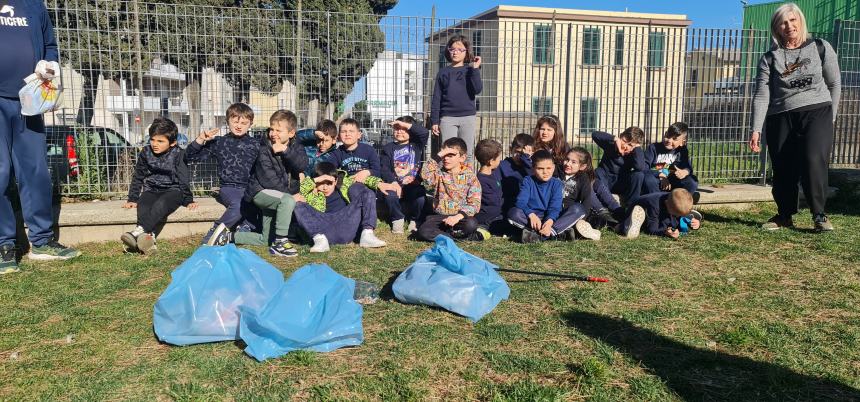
[448,48,467,54]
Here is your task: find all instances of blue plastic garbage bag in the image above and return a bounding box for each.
[239,264,363,361]
[392,236,510,322]
[153,245,285,346]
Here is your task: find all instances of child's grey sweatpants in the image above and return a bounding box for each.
[440,115,477,161]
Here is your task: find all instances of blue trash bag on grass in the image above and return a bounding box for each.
[153,245,285,346]
[239,264,364,361]
[392,236,510,322]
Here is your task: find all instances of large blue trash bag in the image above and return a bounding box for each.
[153,245,285,346]
[392,236,510,322]
[239,264,363,361]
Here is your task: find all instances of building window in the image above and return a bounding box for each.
[582,27,601,65]
[614,29,624,66]
[690,69,698,88]
[472,30,482,57]
[532,97,552,114]
[648,31,666,68]
[580,98,599,135]
[533,25,554,65]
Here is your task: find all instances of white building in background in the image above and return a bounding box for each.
[47,60,298,144]
[365,50,426,127]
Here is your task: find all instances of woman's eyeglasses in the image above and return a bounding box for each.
[448,47,467,54]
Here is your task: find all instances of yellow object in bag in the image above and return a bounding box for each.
[18,73,62,116]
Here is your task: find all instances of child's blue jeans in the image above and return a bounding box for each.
[507,203,587,236]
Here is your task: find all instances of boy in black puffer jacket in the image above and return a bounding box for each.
[122,117,197,254]
[237,110,308,257]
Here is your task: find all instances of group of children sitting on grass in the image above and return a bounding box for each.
[120,102,702,256]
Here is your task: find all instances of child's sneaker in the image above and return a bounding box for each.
[310,234,330,253]
[28,240,81,261]
[391,219,405,234]
[208,223,232,246]
[407,221,418,233]
[476,227,491,241]
[690,209,703,222]
[359,229,386,248]
[121,226,145,253]
[521,229,540,244]
[624,206,646,239]
[137,233,157,255]
[0,244,19,274]
[575,220,601,241]
[201,223,218,245]
[269,237,298,257]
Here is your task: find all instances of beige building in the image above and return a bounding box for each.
[684,49,742,110]
[427,5,691,145]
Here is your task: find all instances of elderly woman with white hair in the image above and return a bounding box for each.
[748,2,841,232]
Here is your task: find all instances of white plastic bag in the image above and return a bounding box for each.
[18,73,62,116]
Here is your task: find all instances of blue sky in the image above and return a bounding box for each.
[389,0,780,29]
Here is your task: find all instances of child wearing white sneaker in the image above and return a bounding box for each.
[292,162,392,252]
[619,188,701,239]
[122,117,198,254]
[561,147,601,240]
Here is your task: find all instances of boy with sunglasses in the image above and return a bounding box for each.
[414,137,482,242]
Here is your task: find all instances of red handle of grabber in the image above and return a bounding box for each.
[585,276,609,282]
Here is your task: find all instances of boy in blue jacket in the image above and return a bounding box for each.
[643,122,698,195]
[592,126,647,207]
[186,103,260,245]
[379,116,429,234]
[507,150,590,243]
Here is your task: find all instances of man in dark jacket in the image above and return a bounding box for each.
[1,1,81,274]
[237,110,308,257]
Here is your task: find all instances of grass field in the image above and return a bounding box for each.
[2,185,859,401]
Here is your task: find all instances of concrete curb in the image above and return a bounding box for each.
[49,185,779,246]
[55,197,225,246]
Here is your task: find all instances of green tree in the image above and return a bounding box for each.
[46,1,140,125]
[47,0,397,128]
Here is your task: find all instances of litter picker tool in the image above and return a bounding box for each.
[496,268,609,282]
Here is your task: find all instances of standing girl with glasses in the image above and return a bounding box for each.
[431,34,483,161]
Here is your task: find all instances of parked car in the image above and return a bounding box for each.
[45,125,137,188]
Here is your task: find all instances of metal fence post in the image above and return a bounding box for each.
[133,0,145,144]
[326,11,332,119]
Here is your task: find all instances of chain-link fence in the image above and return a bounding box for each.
[42,2,859,197]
